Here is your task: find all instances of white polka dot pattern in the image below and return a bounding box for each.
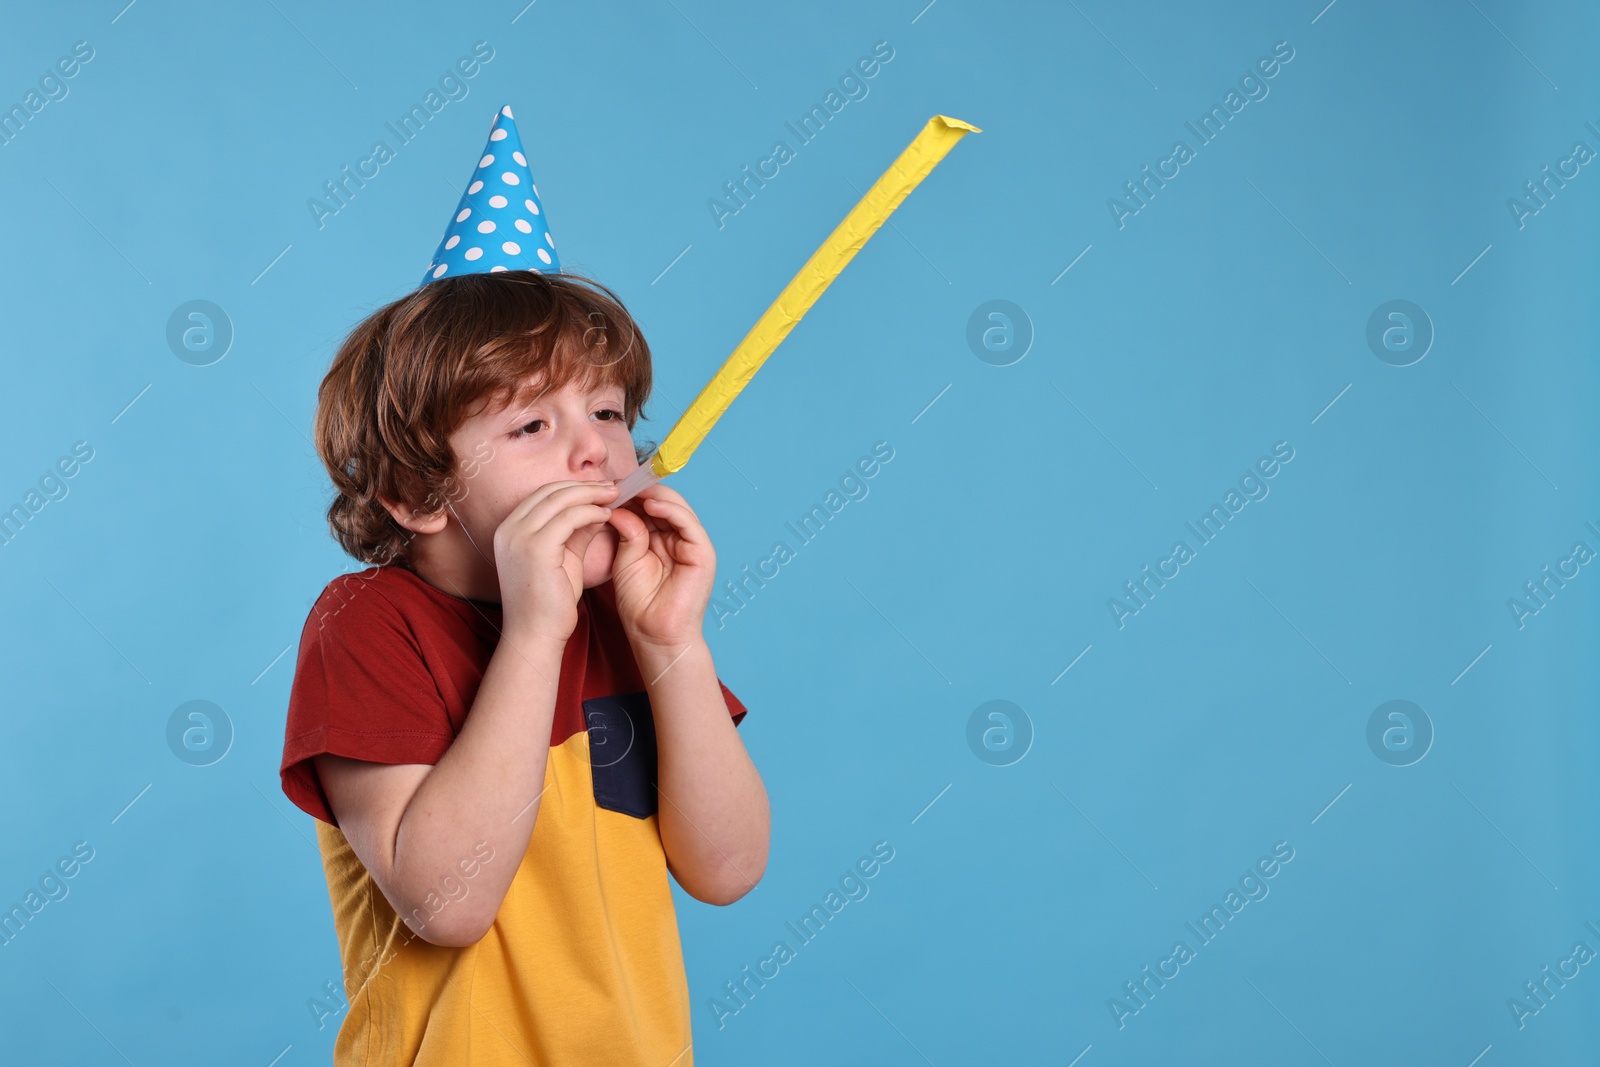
[419,105,561,286]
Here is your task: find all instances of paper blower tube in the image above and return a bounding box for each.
[607,114,981,509]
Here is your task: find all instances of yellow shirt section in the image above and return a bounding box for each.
[318,729,695,1066]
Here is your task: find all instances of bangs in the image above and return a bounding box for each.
[451,272,650,429]
[496,317,638,417]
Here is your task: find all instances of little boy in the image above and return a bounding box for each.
[278,263,768,1065]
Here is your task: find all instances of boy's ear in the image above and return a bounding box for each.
[378,493,450,535]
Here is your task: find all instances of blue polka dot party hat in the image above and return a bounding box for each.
[420,104,559,286]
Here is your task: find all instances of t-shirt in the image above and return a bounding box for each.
[278,564,747,1066]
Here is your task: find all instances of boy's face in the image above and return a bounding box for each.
[435,372,636,595]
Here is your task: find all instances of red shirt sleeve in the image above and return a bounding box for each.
[719,680,748,727]
[279,581,457,827]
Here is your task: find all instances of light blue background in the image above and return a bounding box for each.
[1,1,1595,1063]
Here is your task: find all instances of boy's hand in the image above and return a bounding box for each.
[491,479,620,643]
[604,483,715,659]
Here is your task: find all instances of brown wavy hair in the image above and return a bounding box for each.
[313,269,655,567]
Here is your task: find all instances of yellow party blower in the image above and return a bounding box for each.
[608,114,981,508]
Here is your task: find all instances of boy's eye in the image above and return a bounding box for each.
[511,409,625,437]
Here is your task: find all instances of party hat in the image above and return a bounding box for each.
[420,105,560,286]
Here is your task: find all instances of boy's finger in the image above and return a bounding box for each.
[530,502,617,548]
[637,483,692,512]
[635,481,683,501]
[604,504,642,537]
[617,498,663,534]
[502,480,617,532]
[639,497,704,541]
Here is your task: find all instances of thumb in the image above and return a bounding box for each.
[607,505,649,573]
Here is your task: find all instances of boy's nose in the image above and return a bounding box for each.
[563,430,610,472]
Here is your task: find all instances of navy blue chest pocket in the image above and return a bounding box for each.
[581,690,659,819]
